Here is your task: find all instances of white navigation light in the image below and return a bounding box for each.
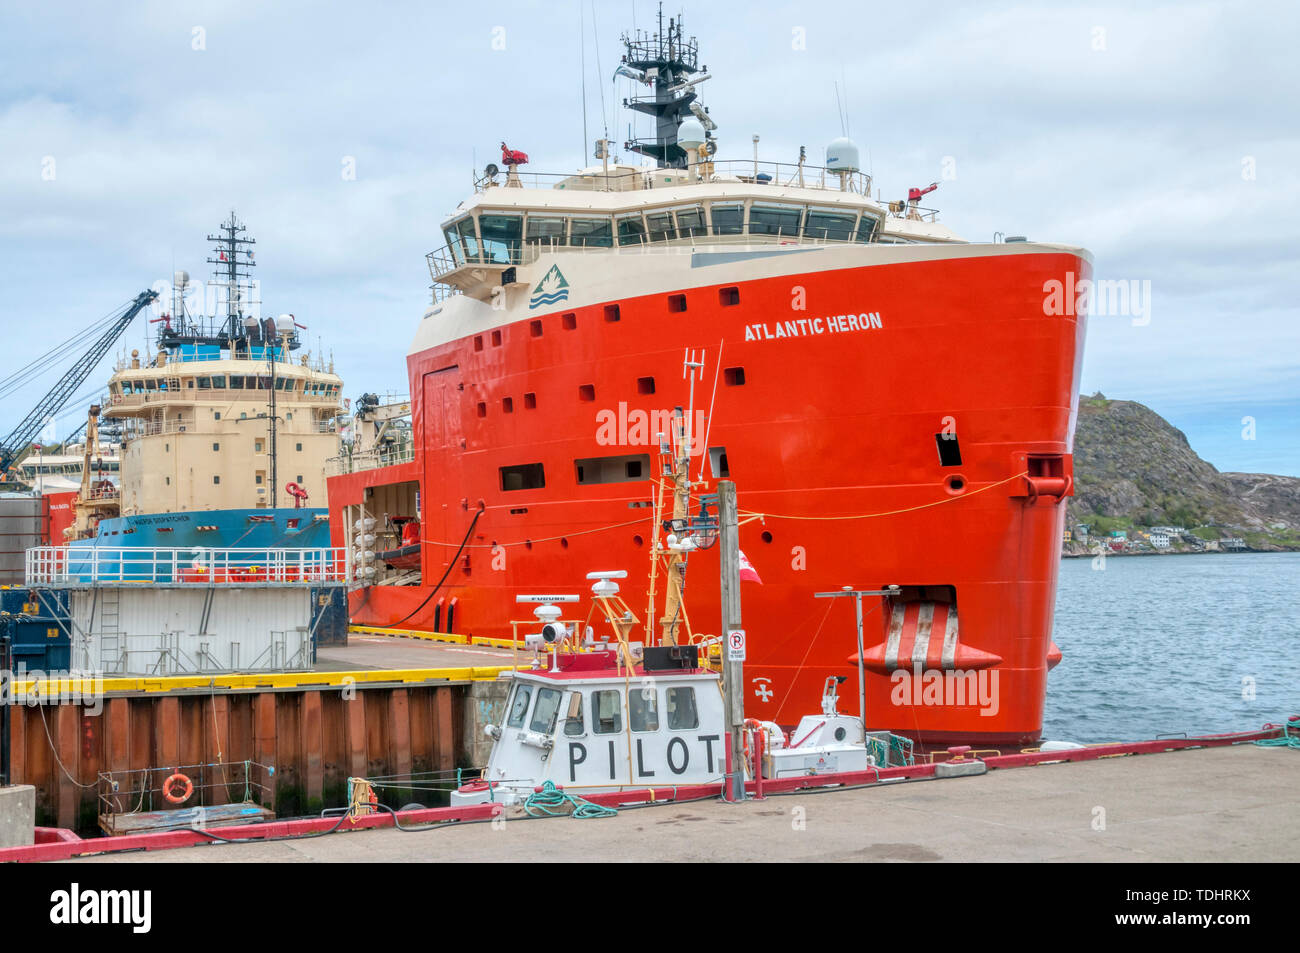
[826,136,861,174]
[677,117,707,149]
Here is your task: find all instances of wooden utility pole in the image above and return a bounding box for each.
[718,480,745,802]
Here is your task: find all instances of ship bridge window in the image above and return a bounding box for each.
[592,690,622,734]
[710,203,744,236]
[749,204,805,237]
[674,205,706,238]
[574,453,650,485]
[856,214,882,243]
[616,212,647,246]
[630,688,659,732]
[197,376,211,389]
[447,216,479,263]
[231,377,245,390]
[806,207,858,242]
[569,217,613,248]
[500,462,545,492]
[211,374,225,388]
[479,212,522,263]
[506,684,533,729]
[525,216,567,248]
[645,209,677,243]
[529,687,563,734]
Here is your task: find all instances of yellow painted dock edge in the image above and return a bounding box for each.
[9,665,513,699]
[349,624,521,650]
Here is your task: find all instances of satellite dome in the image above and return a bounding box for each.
[826,137,861,174]
[678,117,707,150]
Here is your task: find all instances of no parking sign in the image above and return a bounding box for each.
[727,628,746,661]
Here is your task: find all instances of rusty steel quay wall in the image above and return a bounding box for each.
[2,673,510,832]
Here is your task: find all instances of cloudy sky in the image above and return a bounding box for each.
[2,0,1297,473]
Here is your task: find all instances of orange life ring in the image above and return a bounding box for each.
[163,772,193,804]
[742,718,764,763]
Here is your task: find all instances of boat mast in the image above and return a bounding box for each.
[621,7,712,169]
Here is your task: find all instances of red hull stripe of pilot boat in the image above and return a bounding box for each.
[328,14,1090,745]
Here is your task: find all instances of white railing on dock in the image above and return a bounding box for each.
[25,546,349,587]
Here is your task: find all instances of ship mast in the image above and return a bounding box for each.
[620,7,713,169]
[205,211,257,346]
[648,351,707,646]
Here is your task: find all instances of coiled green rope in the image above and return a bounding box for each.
[523,780,619,819]
[1254,719,1300,750]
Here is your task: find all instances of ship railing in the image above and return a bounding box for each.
[109,389,343,411]
[471,159,872,197]
[326,445,415,476]
[25,546,350,588]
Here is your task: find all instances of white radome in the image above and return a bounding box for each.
[677,117,707,149]
[826,136,861,174]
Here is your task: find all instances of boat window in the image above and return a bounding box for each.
[674,205,706,238]
[630,687,659,732]
[455,216,480,260]
[500,463,545,492]
[574,453,650,485]
[479,213,522,264]
[855,214,881,243]
[749,204,804,237]
[506,684,533,729]
[667,687,699,729]
[710,203,744,235]
[525,216,567,248]
[806,207,857,242]
[616,212,647,246]
[645,209,676,243]
[211,374,225,388]
[592,690,622,734]
[569,217,613,247]
[563,693,584,736]
[530,687,563,734]
[197,376,211,389]
[230,376,244,390]
[442,225,462,264]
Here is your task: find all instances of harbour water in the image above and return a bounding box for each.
[1044,552,1300,743]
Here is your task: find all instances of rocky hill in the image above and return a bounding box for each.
[1067,394,1300,551]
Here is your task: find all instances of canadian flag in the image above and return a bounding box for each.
[738,549,763,584]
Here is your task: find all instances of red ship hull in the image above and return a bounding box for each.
[330,247,1089,745]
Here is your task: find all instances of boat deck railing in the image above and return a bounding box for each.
[472,159,873,196]
[26,546,349,588]
[326,445,416,476]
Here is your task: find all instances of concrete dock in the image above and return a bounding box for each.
[314,633,517,671]
[68,742,1298,863]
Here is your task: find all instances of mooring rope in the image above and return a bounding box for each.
[523,780,618,819]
